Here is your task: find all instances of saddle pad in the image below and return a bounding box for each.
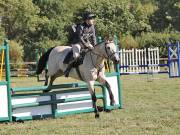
[63,49,84,67]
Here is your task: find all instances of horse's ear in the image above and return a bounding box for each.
[104,35,113,43]
[104,35,109,41]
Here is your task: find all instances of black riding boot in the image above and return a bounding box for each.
[64,62,74,77]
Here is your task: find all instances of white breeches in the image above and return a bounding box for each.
[72,44,81,58]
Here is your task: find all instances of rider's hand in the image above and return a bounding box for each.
[87,44,94,50]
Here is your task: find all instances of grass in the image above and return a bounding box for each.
[0,74,180,135]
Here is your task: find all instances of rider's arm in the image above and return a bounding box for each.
[91,25,97,46]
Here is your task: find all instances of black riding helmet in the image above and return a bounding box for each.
[83,11,96,20]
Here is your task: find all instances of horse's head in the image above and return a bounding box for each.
[104,39,119,64]
[96,38,119,64]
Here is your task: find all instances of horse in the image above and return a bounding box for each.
[36,39,120,118]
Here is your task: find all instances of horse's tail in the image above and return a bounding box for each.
[36,47,55,75]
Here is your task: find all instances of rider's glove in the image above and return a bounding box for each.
[87,44,94,50]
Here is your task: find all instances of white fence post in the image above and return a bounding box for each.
[119,47,160,74]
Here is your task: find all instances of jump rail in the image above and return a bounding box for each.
[0,37,122,122]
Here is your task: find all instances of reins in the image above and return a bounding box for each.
[87,41,115,71]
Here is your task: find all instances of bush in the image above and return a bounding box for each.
[23,38,63,61]
[136,32,180,57]
[119,32,180,57]
[120,34,139,49]
[0,26,5,42]
[169,33,180,43]
[9,40,24,69]
[38,39,63,49]
[136,32,170,48]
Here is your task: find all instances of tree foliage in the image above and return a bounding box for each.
[9,40,24,68]
[0,0,179,60]
[150,0,180,32]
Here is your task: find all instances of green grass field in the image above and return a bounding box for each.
[0,74,180,135]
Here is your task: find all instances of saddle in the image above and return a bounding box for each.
[63,49,85,67]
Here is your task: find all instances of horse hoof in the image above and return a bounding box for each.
[43,90,50,93]
[105,109,111,113]
[95,114,100,119]
[97,106,104,112]
[110,100,115,106]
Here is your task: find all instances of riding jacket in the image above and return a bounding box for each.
[72,22,97,48]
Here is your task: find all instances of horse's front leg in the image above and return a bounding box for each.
[87,81,99,118]
[98,75,115,106]
[49,75,56,86]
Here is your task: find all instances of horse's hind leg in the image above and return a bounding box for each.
[98,76,115,106]
[43,74,56,93]
[44,69,49,86]
[87,81,99,118]
[49,70,63,86]
[49,75,56,86]
[44,70,63,93]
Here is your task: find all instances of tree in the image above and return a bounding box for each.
[130,0,157,36]
[150,0,180,32]
[75,0,157,37]
[0,0,48,40]
[0,0,179,60]
[80,0,136,36]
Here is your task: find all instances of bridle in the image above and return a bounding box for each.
[104,41,118,60]
[91,41,117,60]
[89,41,117,70]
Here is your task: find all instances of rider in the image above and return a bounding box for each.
[64,11,97,77]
